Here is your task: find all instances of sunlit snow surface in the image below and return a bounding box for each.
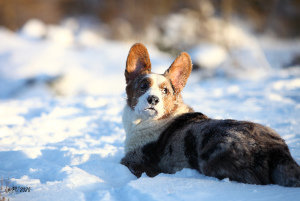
[0,23,300,200]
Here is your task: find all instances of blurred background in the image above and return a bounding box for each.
[0,0,300,98]
[1,0,300,37]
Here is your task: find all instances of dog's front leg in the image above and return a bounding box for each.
[121,150,146,178]
[121,147,161,178]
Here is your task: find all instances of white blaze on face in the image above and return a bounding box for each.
[134,74,167,119]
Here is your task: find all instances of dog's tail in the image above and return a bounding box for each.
[271,155,300,187]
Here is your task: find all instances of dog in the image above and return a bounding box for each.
[121,43,300,187]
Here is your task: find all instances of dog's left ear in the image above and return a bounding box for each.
[164,52,192,94]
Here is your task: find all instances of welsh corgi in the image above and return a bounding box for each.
[121,43,300,187]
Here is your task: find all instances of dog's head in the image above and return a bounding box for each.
[125,43,192,120]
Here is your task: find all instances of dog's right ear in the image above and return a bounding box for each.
[125,43,151,84]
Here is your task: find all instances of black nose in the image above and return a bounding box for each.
[147,95,159,105]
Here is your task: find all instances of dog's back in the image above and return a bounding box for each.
[159,113,300,187]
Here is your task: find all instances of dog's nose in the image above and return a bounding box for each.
[147,95,159,105]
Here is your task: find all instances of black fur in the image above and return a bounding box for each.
[184,130,199,170]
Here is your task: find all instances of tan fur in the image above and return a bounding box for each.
[125,43,151,84]
[164,52,192,94]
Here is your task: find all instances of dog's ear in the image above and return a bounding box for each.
[125,43,151,84]
[164,52,192,94]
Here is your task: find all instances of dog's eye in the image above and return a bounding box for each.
[140,83,148,90]
[163,88,168,94]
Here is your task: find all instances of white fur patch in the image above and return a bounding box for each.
[123,102,191,153]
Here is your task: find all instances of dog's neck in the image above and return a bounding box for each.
[122,102,192,153]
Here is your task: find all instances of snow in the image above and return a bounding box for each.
[189,43,227,69]
[20,19,47,39]
[0,20,300,201]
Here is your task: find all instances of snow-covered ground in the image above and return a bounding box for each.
[0,20,300,201]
